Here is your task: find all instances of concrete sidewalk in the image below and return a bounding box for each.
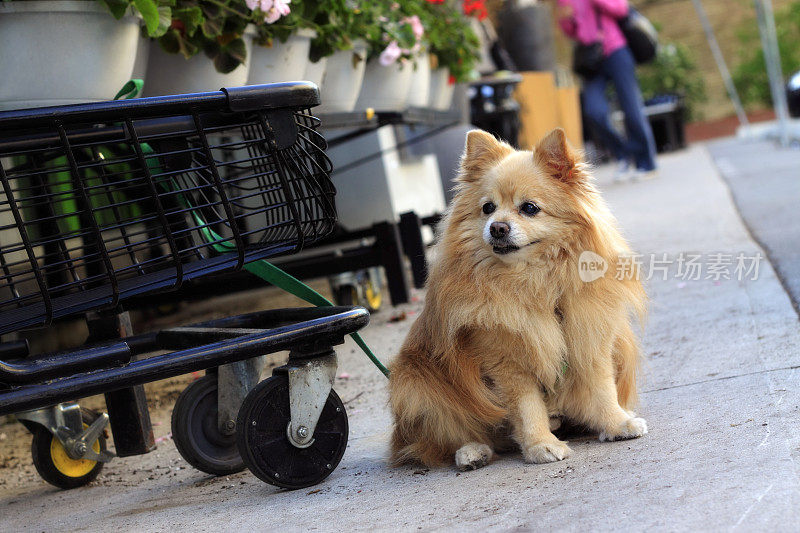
[2,143,799,531]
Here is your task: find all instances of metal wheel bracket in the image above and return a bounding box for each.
[281,351,337,449]
[16,402,115,462]
[217,356,266,435]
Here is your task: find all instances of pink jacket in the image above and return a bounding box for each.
[557,0,629,57]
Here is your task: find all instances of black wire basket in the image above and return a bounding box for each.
[0,83,336,335]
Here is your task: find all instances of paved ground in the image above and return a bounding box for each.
[708,138,800,313]
[1,142,799,531]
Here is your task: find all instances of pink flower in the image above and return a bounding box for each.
[379,40,402,66]
[264,0,290,23]
[405,15,424,40]
[246,0,291,24]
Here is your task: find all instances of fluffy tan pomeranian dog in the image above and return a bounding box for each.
[388,128,648,470]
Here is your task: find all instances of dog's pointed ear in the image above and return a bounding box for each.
[459,130,513,182]
[534,128,583,184]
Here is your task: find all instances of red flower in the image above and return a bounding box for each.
[463,0,488,20]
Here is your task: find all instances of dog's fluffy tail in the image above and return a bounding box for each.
[389,346,506,467]
[614,323,640,410]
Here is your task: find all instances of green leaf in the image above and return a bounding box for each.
[154,6,172,38]
[213,51,241,74]
[133,0,160,36]
[224,38,247,64]
[158,28,198,58]
[99,0,130,19]
[202,40,221,60]
[173,6,203,35]
[201,16,223,38]
[158,28,181,55]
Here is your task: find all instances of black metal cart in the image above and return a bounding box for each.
[0,82,369,490]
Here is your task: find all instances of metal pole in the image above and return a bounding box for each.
[691,0,749,127]
[754,0,790,146]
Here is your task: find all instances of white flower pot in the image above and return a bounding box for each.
[355,60,413,112]
[316,41,368,114]
[144,26,256,96]
[429,67,455,111]
[0,1,141,110]
[132,36,150,82]
[407,55,431,108]
[247,28,316,85]
[304,57,328,88]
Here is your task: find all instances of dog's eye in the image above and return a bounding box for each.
[520,202,540,216]
[482,202,496,215]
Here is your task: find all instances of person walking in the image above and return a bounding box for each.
[555,0,657,181]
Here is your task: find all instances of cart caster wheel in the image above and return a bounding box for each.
[236,375,348,489]
[361,276,382,312]
[333,284,357,307]
[171,375,245,476]
[31,408,106,490]
[334,279,382,312]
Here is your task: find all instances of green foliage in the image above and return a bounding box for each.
[359,1,420,62]
[733,2,800,108]
[415,0,480,82]
[46,0,481,80]
[637,42,707,121]
[156,0,251,73]
[99,0,173,37]
[304,0,374,62]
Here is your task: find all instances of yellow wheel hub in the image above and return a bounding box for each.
[49,423,100,478]
[364,282,382,311]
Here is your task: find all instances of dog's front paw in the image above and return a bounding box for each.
[455,442,493,471]
[599,417,648,442]
[523,440,572,464]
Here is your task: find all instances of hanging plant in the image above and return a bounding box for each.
[357,1,424,67]
[250,0,302,48]
[154,0,292,74]
[302,0,373,63]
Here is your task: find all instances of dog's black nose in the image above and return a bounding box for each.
[490,221,510,239]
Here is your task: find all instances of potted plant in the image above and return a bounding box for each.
[355,1,423,112]
[0,0,170,110]
[420,0,480,110]
[144,0,272,96]
[304,0,373,113]
[404,14,430,108]
[246,0,317,85]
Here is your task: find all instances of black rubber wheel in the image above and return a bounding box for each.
[333,284,357,306]
[236,375,348,489]
[31,408,106,490]
[171,375,245,476]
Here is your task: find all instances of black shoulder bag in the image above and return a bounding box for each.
[618,7,658,64]
[571,4,604,78]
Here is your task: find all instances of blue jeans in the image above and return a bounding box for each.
[582,46,657,171]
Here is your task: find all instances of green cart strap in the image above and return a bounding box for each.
[193,218,390,378]
[244,260,390,377]
[114,79,144,100]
